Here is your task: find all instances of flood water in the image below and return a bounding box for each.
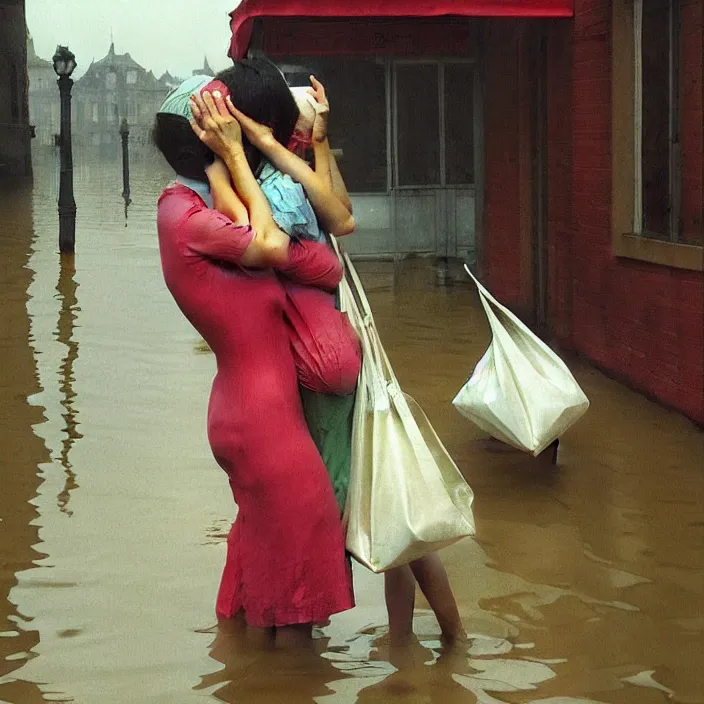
[0,146,702,704]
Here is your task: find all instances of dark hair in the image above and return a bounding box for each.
[152,112,214,182]
[152,57,299,181]
[215,58,299,175]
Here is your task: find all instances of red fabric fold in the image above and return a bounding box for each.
[229,0,574,59]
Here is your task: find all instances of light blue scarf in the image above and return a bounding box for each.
[159,74,213,120]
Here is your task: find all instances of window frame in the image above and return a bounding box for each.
[611,0,703,270]
[392,58,476,191]
[278,55,391,195]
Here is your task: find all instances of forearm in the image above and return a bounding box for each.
[317,140,353,214]
[220,146,279,238]
[259,139,355,236]
[313,138,333,188]
[196,150,341,283]
[208,172,250,226]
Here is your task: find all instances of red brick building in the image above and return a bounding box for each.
[229,0,704,425]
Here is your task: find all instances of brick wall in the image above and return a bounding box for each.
[482,20,525,308]
[546,20,574,344]
[0,1,32,181]
[483,2,704,424]
[566,0,704,423]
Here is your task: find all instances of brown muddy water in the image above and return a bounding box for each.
[0,146,702,704]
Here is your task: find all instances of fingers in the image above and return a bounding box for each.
[310,75,327,100]
[190,96,204,124]
[224,95,240,119]
[190,92,209,121]
[189,118,205,142]
[225,96,252,126]
[201,91,219,119]
[211,90,230,117]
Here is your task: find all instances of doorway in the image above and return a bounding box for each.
[392,60,478,264]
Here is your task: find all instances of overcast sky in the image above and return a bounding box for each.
[26,0,241,80]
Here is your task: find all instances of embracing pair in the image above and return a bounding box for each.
[153,58,465,649]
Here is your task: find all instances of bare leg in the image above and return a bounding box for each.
[409,554,466,645]
[275,623,314,650]
[384,565,416,646]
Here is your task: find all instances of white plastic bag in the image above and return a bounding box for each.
[334,245,476,573]
[453,266,589,456]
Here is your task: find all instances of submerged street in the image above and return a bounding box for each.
[0,147,702,703]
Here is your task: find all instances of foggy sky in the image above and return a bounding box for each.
[26,0,241,80]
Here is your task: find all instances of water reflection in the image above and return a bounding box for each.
[0,146,700,703]
[54,254,81,516]
[0,183,51,703]
[196,620,355,703]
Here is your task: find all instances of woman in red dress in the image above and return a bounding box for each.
[154,72,355,648]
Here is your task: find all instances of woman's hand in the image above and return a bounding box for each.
[189,91,243,159]
[224,97,276,151]
[307,75,330,144]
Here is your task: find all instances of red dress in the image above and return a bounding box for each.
[157,184,355,627]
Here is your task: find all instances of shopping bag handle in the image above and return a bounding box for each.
[331,238,390,410]
[464,264,542,340]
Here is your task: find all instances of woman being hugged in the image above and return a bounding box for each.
[191,62,467,650]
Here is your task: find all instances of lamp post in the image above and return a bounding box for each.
[52,45,77,254]
[119,118,132,214]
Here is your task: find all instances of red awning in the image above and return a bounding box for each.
[229,0,574,59]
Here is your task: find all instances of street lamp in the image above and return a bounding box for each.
[53,45,77,254]
[119,118,132,216]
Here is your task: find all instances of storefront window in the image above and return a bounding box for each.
[396,63,441,187]
[278,56,388,193]
[395,61,475,188]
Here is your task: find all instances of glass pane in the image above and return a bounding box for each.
[280,57,387,193]
[640,0,672,237]
[676,0,702,245]
[444,63,475,185]
[396,63,440,187]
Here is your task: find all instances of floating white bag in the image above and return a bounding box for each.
[453,266,589,456]
[334,244,476,573]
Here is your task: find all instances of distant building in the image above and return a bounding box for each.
[73,43,171,146]
[0,0,32,181]
[27,33,59,146]
[159,71,184,91]
[192,56,215,77]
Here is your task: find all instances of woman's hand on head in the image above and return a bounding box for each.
[189,90,243,158]
[224,97,276,151]
[307,75,330,144]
